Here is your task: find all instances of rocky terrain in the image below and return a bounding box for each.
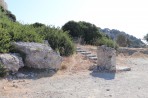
[0,46,148,98]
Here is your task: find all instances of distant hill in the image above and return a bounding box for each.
[100,28,145,48]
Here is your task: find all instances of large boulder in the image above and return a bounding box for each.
[12,42,62,70]
[97,45,116,71]
[0,53,24,72]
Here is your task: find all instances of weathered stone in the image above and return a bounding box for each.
[97,45,116,71]
[12,42,62,70]
[0,53,24,72]
[16,73,28,78]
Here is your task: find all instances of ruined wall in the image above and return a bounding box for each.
[0,0,7,10]
[97,45,116,71]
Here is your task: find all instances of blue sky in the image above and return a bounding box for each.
[5,0,148,40]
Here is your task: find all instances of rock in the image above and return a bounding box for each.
[116,66,131,72]
[0,53,24,72]
[97,45,116,71]
[12,42,62,70]
[16,73,27,78]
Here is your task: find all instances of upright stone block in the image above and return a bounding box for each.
[97,45,116,71]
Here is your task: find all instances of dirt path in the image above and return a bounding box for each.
[0,56,148,98]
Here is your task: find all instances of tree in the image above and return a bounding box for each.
[62,21,102,44]
[116,34,130,47]
[78,21,102,44]
[62,21,83,37]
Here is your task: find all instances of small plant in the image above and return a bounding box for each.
[0,28,11,53]
[0,63,8,77]
[60,64,67,70]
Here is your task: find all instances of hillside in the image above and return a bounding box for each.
[101,28,145,48]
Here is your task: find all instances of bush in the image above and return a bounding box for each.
[0,63,8,77]
[0,6,74,56]
[9,25,43,42]
[0,28,11,53]
[94,37,118,49]
[35,26,75,56]
[62,21,102,44]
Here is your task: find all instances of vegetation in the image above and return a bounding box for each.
[116,34,131,47]
[0,63,8,77]
[62,21,118,48]
[0,6,75,56]
[0,28,11,53]
[95,37,118,49]
[101,28,145,48]
[33,25,75,56]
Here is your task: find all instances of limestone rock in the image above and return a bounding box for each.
[0,53,24,72]
[97,45,116,71]
[12,42,62,70]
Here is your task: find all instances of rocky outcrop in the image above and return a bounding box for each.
[97,45,116,71]
[0,0,7,10]
[0,53,24,72]
[12,42,62,70]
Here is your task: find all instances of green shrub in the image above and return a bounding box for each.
[94,37,119,49]
[35,26,75,56]
[0,28,11,53]
[0,6,74,56]
[10,25,43,42]
[62,21,102,44]
[0,63,8,77]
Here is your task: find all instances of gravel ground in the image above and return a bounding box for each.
[0,57,148,98]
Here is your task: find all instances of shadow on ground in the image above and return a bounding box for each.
[90,71,116,80]
[6,66,57,80]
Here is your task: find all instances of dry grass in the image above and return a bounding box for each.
[59,44,148,73]
[77,44,97,55]
[60,53,93,73]
[130,52,148,58]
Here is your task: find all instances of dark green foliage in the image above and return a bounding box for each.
[62,21,118,48]
[62,21,83,37]
[0,63,8,77]
[35,26,75,56]
[79,21,102,44]
[62,21,102,44]
[0,6,5,12]
[31,22,46,28]
[5,10,16,22]
[0,28,10,53]
[0,6,16,22]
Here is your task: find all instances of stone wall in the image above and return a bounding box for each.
[97,45,116,71]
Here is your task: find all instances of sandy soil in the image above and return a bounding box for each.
[0,47,148,98]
